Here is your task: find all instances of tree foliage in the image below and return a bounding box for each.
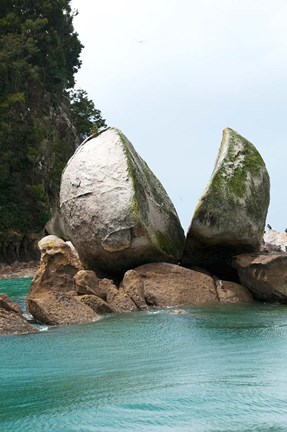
[0,0,106,235]
[69,89,107,140]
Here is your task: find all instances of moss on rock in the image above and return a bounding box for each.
[182,127,270,278]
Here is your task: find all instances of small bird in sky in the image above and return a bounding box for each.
[267,224,272,230]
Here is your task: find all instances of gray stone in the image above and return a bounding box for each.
[182,128,270,277]
[59,127,185,273]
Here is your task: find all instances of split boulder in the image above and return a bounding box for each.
[182,128,270,278]
[59,127,185,273]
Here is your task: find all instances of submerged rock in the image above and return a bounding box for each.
[59,127,185,273]
[182,128,270,278]
[0,294,38,335]
[234,253,287,303]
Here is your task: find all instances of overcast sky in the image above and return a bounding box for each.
[71,0,287,233]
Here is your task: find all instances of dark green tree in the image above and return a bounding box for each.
[69,89,107,140]
[0,0,106,242]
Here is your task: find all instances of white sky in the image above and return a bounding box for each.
[71,0,287,233]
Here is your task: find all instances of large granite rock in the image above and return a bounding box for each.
[182,128,270,278]
[234,253,287,303]
[26,235,99,325]
[59,127,185,273]
[0,294,38,335]
[44,207,67,240]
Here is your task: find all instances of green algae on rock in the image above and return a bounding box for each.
[182,127,270,278]
[60,127,185,273]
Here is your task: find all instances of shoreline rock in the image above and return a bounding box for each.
[0,261,39,279]
[234,252,287,303]
[0,293,38,335]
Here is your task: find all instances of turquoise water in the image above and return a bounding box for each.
[1,279,287,431]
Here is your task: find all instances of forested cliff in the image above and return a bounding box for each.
[0,0,106,261]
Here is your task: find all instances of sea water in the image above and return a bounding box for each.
[1,278,287,432]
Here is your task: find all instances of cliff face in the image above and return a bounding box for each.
[0,96,80,263]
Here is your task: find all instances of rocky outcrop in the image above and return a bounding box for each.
[182,128,270,279]
[214,280,254,304]
[263,229,287,253]
[120,270,148,310]
[27,291,98,326]
[74,270,106,298]
[0,261,39,279]
[0,294,38,335]
[234,253,287,303]
[59,127,185,273]
[26,235,99,325]
[133,263,218,306]
[77,295,114,314]
[132,263,254,307]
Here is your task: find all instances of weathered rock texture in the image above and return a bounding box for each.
[234,253,287,303]
[182,128,270,278]
[26,235,99,325]
[120,270,148,310]
[0,294,38,335]
[133,262,250,307]
[214,280,254,304]
[28,291,98,326]
[263,229,287,253]
[59,127,185,273]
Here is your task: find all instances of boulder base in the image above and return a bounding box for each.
[133,263,219,306]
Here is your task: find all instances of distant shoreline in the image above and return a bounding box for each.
[0,261,38,280]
